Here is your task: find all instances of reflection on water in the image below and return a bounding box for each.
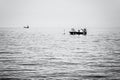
[0,28,120,80]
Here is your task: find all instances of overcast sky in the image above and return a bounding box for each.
[0,0,120,32]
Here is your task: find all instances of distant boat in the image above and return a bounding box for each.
[69,28,87,35]
[24,25,29,29]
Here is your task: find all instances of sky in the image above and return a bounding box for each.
[0,0,120,32]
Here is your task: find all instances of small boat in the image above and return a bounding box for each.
[69,28,87,35]
[24,25,29,28]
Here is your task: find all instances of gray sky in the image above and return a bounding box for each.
[0,0,120,32]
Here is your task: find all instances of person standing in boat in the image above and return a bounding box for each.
[81,28,87,35]
[83,28,87,35]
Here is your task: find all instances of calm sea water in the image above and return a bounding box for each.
[0,27,120,80]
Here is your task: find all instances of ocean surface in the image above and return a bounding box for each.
[0,27,120,80]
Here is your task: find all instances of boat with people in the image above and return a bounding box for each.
[69,28,87,35]
[24,25,29,29]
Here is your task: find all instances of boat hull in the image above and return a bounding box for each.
[69,31,87,35]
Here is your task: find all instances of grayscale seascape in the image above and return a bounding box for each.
[0,0,120,80]
[0,27,120,80]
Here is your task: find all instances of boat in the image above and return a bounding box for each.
[69,28,87,35]
[24,25,29,28]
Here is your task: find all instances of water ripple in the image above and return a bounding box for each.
[0,28,120,79]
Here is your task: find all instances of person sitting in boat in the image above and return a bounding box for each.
[84,28,86,32]
[71,28,76,32]
[81,28,83,32]
[81,28,86,32]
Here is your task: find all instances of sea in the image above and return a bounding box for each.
[0,27,120,80]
